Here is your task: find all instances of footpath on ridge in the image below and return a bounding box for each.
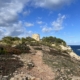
[30,50,54,80]
[10,45,55,80]
[27,45,55,80]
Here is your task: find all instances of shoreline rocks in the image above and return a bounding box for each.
[60,45,80,60]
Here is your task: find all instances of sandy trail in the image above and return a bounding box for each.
[29,50,54,80]
[17,45,55,80]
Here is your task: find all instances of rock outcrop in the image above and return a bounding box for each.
[60,45,80,60]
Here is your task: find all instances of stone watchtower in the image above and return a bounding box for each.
[32,34,40,41]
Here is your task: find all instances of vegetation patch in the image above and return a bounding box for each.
[0,55,24,77]
[42,50,80,79]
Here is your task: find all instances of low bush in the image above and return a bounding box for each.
[0,45,6,55]
[0,50,6,55]
[0,45,21,55]
[15,43,30,53]
[5,47,21,55]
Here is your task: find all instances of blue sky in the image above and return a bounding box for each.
[0,0,80,45]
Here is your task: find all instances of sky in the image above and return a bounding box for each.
[0,0,80,45]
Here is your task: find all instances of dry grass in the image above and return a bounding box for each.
[42,49,80,79]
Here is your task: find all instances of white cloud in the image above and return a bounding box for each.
[0,21,33,39]
[0,0,29,27]
[41,14,66,33]
[37,21,43,24]
[42,27,52,33]
[0,0,73,39]
[25,22,34,27]
[23,10,31,16]
[52,14,66,31]
[30,0,75,9]
[19,30,33,38]
[0,0,33,39]
[0,21,25,37]
[42,25,52,33]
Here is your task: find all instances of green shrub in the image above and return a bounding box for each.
[41,36,66,46]
[0,49,6,55]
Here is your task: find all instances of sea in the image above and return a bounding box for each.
[70,45,80,56]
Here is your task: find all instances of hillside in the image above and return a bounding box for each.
[0,36,80,80]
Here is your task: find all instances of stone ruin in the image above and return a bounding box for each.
[32,34,40,41]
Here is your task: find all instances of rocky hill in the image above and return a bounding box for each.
[0,36,80,80]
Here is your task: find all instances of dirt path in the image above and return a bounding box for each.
[29,50,55,80]
[15,47,55,80]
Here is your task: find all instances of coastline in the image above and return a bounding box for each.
[60,45,80,60]
[70,45,80,56]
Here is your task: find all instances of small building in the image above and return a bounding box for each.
[32,34,40,41]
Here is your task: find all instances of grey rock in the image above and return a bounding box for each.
[0,75,2,80]
[2,76,8,80]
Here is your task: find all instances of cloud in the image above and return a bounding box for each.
[0,21,24,37]
[19,30,33,38]
[41,14,66,33]
[25,22,34,27]
[23,10,31,16]
[0,0,33,39]
[0,0,29,27]
[37,21,43,24]
[0,21,33,39]
[42,27,52,33]
[42,25,52,33]
[30,0,75,9]
[0,0,71,39]
[52,14,66,31]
